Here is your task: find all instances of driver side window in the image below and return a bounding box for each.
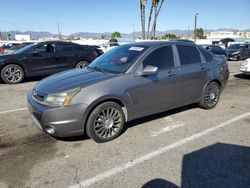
[33,43,55,53]
[141,46,174,70]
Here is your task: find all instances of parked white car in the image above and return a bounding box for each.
[240,58,250,75]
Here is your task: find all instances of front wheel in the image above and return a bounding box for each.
[1,64,25,84]
[75,61,89,68]
[86,102,125,143]
[199,82,220,109]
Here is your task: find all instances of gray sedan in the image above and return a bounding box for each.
[27,41,229,142]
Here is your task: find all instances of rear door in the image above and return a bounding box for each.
[54,42,76,70]
[128,45,181,117]
[176,44,210,104]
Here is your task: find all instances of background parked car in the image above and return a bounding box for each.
[0,41,98,84]
[87,45,104,56]
[240,58,250,76]
[0,46,4,54]
[227,43,250,60]
[3,42,34,54]
[200,44,228,59]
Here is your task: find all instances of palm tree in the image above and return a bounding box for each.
[146,2,154,39]
[150,0,165,39]
[140,0,147,39]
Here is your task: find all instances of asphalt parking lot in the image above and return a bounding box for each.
[0,61,250,188]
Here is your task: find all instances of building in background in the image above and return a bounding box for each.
[15,34,31,41]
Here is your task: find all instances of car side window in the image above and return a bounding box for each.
[33,44,55,53]
[56,43,73,52]
[177,45,201,65]
[142,46,174,70]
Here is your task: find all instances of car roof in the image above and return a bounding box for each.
[125,41,196,48]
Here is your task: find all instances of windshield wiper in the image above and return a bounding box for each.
[87,66,107,74]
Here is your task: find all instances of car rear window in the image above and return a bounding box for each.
[177,45,201,65]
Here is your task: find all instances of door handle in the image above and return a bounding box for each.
[166,71,176,77]
[200,65,208,70]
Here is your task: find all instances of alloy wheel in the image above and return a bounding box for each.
[4,67,23,83]
[93,107,122,139]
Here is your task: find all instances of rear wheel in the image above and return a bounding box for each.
[199,82,220,109]
[86,102,125,143]
[1,64,25,84]
[75,61,89,68]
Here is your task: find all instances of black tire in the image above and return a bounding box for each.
[86,102,125,143]
[1,64,25,84]
[199,82,220,109]
[75,60,89,68]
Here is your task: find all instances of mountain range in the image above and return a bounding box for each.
[1,29,250,39]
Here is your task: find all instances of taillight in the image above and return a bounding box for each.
[92,50,97,58]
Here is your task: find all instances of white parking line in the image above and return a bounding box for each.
[69,112,250,188]
[0,108,28,115]
[151,123,186,137]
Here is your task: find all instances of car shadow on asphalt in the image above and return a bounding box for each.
[54,104,198,142]
[234,73,250,80]
[123,104,197,134]
[141,143,250,188]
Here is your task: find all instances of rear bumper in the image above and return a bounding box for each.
[27,92,88,137]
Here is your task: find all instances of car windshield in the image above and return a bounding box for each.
[14,43,37,54]
[88,45,148,74]
[227,44,244,50]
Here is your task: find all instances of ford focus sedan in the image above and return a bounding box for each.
[27,41,229,143]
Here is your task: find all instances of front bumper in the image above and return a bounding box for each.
[27,92,88,137]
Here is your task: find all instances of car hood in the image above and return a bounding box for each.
[34,68,118,94]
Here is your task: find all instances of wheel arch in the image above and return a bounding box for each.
[200,79,222,99]
[83,97,128,131]
[0,62,27,76]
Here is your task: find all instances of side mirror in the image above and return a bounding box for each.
[138,65,159,76]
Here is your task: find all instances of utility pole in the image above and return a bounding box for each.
[57,22,61,40]
[133,24,135,40]
[193,13,198,42]
[188,25,190,39]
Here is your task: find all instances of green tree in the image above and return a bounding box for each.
[111,32,121,38]
[196,28,206,39]
[161,33,180,40]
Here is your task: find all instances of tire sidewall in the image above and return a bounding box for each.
[86,102,125,143]
[200,82,220,109]
[75,61,89,68]
[1,64,24,84]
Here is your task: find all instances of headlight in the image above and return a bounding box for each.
[44,88,81,107]
[232,51,240,55]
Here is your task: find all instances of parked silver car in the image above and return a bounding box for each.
[27,41,229,142]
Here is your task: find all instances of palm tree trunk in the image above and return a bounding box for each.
[140,0,146,39]
[150,0,165,39]
[147,3,154,39]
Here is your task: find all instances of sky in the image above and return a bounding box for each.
[0,0,250,35]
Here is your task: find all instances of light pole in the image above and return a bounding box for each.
[193,13,198,42]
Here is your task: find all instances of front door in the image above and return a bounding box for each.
[27,43,57,76]
[127,45,181,118]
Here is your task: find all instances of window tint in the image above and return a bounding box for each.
[198,46,213,62]
[34,43,55,53]
[143,46,174,70]
[56,43,73,52]
[177,45,201,65]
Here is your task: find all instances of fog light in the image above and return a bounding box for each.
[45,126,55,135]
